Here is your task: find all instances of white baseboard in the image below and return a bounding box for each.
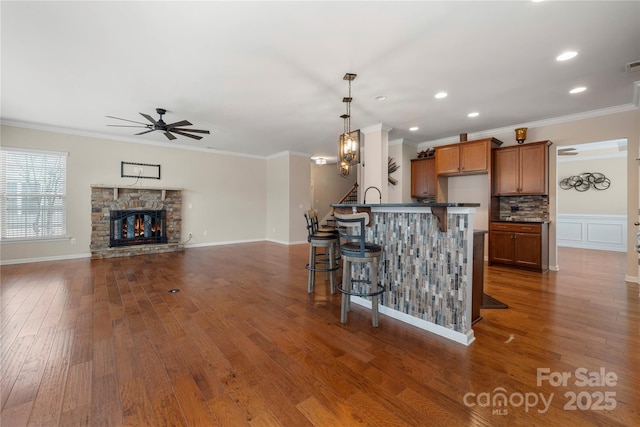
[350,296,475,346]
[1,252,91,265]
[185,238,267,248]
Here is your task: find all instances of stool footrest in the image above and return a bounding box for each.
[306,263,340,273]
[337,280,385,297]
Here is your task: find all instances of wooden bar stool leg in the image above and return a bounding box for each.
[341,259,350,324]
[308,246,316,293]
[329,244,336,294]
[371,258,379,327]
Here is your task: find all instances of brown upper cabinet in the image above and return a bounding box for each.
[435,138,502,176]
[493,140,551,196]
[411,157,436,198]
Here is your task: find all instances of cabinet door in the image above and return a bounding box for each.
[519,143,548,194]
[493,147,519,195]
[460,140,489,173]
[513,232,541,268]
[411,158,436,197]
[435,145,460,175]
[489,231,514,264]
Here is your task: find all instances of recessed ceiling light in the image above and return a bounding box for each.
[557,51,578,61]
[409,127,419,131]
[531,0,544,3]
[434,92,448,99]
[467,112,479,118]
[569,86,587,94]
[375,95,387,101]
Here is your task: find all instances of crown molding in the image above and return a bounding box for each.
[416,103,639,148]
[266,150,312,160]
[0,119,267,159]
[389,138,419,148]
[360,123,393,134]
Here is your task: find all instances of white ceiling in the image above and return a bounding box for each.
[2,1,639,160]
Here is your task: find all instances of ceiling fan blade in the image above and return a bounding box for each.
[106,115,150,126]
[171,128,210,134]
[166,120,192,129]
[140,113,157,124]
[164,131,177,140]
[170,129,203,140]
[107,125,151,128]
[135,129,155,136]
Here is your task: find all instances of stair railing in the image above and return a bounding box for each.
[320,183,358,227]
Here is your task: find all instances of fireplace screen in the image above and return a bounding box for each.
[110,210,167,247]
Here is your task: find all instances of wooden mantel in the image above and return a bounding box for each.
[90,184,183,201]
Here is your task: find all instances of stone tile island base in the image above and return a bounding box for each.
[332,204,477,346]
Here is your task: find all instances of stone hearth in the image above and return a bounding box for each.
[90,185,184,259]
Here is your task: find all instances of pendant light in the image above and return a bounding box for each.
[339,73,360,170]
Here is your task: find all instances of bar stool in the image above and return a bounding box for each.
[304,210,339,294]
[334,212,385,327]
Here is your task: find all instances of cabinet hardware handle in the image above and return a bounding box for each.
[635,222,640,226]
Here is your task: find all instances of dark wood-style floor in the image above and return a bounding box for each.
[1,243,638,426]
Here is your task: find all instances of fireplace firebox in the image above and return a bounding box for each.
[110,209,167,247]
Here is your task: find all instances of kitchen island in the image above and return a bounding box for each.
[331,203,480,345]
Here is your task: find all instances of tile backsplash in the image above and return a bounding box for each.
[498,195,548,221]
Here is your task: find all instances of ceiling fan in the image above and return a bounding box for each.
[106,108,210,141]
[558,147,578,156]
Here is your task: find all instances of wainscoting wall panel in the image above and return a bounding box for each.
[556,214,627,252]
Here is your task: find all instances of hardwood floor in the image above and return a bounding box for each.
[1,243,638,426]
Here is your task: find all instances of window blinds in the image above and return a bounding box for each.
[1,148,67,240]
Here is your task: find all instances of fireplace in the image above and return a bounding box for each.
[90,185,183,259]
[110,209,168,247]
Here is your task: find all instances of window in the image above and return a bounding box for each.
[1,148,67,240]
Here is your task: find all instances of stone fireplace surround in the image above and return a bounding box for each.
[90,185,184,259]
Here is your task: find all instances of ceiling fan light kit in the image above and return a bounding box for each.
[107,108,210,141]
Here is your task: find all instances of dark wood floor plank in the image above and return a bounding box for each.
[1,244,638,426]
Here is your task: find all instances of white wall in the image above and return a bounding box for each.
[288,154,312,244]
[311,162,356,220]
[388,142,403,203]
[266,154,290,243]
[557,155,626,215]
[0,125,289,263]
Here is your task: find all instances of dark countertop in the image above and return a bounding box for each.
[331,203,481,208]
[491,218,551,224]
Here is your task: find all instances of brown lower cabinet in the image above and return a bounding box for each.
[489,222,549,272]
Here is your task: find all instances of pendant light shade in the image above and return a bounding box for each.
[338,73,360,174]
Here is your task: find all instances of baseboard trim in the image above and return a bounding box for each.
[185,238,265,248]
[1,253,91,266]
[350,296,475,346]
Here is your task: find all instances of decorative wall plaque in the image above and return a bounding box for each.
[121,161,161,180]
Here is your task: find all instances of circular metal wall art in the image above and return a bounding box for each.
[559,172,610,191]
